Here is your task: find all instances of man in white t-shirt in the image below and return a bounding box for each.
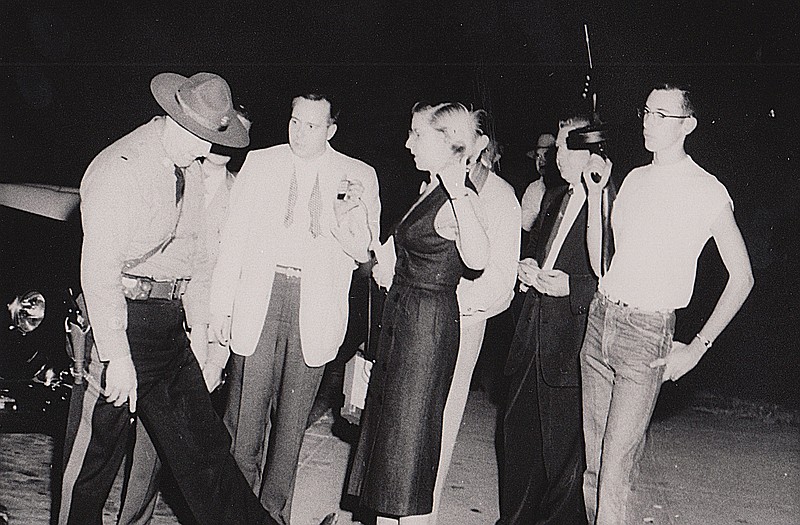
[579,84,754,524]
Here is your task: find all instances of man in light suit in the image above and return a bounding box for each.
[209,92,380,525]
[498,114,600,525]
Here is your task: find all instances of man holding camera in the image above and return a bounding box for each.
[498,114,599,525]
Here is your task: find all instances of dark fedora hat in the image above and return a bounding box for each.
[526,133,556,159]
[151,72,249,148]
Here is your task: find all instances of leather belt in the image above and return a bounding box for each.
[275,264,302,278]
[121,274,190,301]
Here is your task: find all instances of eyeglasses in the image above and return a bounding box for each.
[637,107,693,122]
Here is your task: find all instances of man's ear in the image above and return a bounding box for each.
[683,116,698,136]
[476,134,490,154]
[327,123,338,141]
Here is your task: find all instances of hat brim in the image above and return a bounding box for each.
[151,73,249,148]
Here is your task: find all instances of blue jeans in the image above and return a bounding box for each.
[580,292,675,525]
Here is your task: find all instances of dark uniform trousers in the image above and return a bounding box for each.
[59,298,274,525]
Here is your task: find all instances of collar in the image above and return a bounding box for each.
[467,166,489,193]
[202,165,227,197]
[156,116,188,168]
[290,143,331,172]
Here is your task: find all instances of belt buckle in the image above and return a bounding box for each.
[277,265,301,278]
[169,280,179,300]
[121,275,153,301]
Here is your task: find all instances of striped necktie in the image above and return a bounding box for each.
[284,169,298,228]
[308,173,322,238]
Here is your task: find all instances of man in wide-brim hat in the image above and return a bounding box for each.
[150,71,249,148]
[59,72,278,525]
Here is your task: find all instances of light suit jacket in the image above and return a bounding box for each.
[209,143,380,367]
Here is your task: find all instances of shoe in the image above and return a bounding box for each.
[306,400,333,428]
[319,512,337,525]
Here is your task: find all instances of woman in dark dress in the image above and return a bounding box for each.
[348,102,491,524]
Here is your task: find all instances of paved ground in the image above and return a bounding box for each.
[1,390,797,524]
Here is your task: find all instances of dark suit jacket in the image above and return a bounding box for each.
[504,185,597,387]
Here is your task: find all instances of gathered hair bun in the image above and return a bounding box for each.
[414,102,487,159]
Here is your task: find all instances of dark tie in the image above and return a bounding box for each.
[541,188,572,263]
[174,165,185,205]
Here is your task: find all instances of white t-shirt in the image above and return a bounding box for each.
[601,156,732,311]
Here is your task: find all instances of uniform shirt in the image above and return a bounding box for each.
[601,156,732,311]
[80,116,211,361]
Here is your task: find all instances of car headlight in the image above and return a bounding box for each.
[7,291,46,334]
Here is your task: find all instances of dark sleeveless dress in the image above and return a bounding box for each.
[348,184,465,517]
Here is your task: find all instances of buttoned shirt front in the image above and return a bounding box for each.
[80,116,211,361]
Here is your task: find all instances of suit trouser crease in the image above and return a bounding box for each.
[223,273,325,525]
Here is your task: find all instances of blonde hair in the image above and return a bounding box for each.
[412,102,487,162]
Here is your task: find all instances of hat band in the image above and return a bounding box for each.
[175,91,230,133]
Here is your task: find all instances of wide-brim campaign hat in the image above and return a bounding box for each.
[526,132,556,159]
[151,72,250,148]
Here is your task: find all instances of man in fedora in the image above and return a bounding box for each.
[522,132,557,234]
[59,72,278,525]
[510,132,557,327]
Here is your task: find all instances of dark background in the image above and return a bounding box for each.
[2,1,798,406]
